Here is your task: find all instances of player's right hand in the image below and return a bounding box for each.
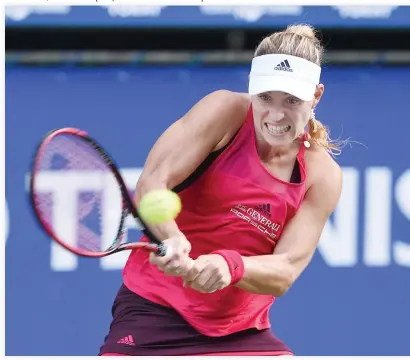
[149,234,193,277]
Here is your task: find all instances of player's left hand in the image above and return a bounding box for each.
[182,254,231,293]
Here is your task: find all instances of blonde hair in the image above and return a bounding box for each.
[255,24,341,155]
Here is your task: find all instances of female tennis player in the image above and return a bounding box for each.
[99,24,343,356]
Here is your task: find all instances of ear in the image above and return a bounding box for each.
[313,84,325,108]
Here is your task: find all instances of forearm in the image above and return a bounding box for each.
[235,255,294,297]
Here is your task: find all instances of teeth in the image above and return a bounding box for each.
[266,124,291,135]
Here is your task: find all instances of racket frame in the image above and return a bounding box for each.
[29,127,167,258]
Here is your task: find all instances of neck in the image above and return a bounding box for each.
[255,131,300,161]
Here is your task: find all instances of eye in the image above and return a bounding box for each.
[286,97,302,105]
[258,93,271,101]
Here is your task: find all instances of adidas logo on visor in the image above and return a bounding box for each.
[274,59,293,72]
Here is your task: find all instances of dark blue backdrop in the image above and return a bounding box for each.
[5,5,410,28]
[5,65,410,356]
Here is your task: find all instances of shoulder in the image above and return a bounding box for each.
[201,89,250,111]
[305,143,342,187]
[196,90,250,150]
[304,145,343,215]
[197,90,250,124]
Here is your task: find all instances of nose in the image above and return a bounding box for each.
[266,109,285,123]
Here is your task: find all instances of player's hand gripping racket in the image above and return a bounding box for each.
[29,127,169,258]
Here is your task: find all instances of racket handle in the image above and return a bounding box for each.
[153,244,196,272]
[155,245,195,267]
[156,243,169,257]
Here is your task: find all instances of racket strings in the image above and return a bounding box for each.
[33,134,125,254]
[40,134,106,171]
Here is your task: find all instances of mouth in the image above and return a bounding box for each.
[265,123,291,136]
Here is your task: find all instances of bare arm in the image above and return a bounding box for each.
[135,90,248,240]
[235,157,343,296]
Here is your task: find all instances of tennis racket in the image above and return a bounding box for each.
[29,127,169,258]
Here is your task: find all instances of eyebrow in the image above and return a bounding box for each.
[262,91,303,101]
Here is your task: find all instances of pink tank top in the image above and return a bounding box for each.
[123,106,308,337]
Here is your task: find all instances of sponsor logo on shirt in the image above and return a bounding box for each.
[230,204,280,240]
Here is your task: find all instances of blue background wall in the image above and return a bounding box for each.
[5,65,410,356]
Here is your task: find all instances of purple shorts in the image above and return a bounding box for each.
[98,284,292,356]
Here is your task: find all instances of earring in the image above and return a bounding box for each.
[304,108,316,149]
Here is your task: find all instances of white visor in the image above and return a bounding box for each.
[248,54,321,101]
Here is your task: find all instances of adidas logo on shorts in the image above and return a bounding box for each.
[117,335,135,346]
[274,59,293,72]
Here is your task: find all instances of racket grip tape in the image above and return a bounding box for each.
[156,243,170,257]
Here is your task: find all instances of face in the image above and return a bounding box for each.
[251,86,324,148]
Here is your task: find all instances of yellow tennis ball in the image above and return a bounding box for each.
[139,189,182,224]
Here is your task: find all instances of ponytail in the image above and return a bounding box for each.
[307,118,341,156]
